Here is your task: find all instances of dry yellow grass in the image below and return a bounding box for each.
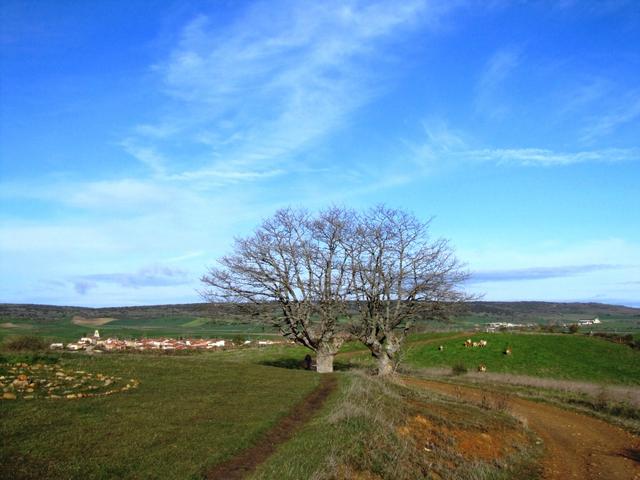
[0,322,31,329]
[70,316,117,326]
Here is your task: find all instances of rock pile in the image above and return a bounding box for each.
[0,362,140,400]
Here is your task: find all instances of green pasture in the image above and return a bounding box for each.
[0,350,318,479]
[405,332,640,385]
[1,343,540,480]
[0,316,278,343]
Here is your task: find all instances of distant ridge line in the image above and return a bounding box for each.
[0,300,638,324]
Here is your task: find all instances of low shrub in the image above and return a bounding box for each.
[1,352,59,364]
[451,363,468,376]
[3,335,48,352]
[593,332,640,350]
[232,334,247,346]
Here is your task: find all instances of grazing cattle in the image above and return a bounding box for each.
[438,345,444,351]
[504,346,512,355]
[472,341,479,347]
[464,339,473,347]
[478,364,487,372]
[479,340,487,347]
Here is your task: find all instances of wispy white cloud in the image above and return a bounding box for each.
[74,264,191,293]
[120,140,167,176]
[580,89,640,142]
[460,238,640,304]
[411,121,640,168]
[166,251,205,263]
[129,0,452,182]
[556,77,611,117]
[465,147,640,166]
[469,264,624,283]
[474,46,522,119]
[66,179,170,210]
[0,223,120,253]
[1,178,181,213]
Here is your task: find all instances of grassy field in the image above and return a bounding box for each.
[0,344,543,480]
[0,350,318,479]
[404,332,640,385]
[3,301,639,345]
[5,330,638,478]
[0,317,279,343]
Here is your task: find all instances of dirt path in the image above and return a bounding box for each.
[205,375,337,480]
[404,377,640,480]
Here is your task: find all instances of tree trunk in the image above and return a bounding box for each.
[376,351,394,376]
[315,351,335,373]
[313,334,348,373]
[371,333,402,376]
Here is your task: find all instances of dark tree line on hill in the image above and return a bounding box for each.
[2,300,636,326]
[200,205,472,374]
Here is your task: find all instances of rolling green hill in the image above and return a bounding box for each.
[1,301,639,342]
[404,332,640,384]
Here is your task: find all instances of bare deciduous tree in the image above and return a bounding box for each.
[201,205,470,375]
[348,205,471,375]
[200,207,354,373]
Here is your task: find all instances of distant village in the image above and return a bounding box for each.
[50,330,290,352]
[50,317,604,351]
[484,317,601,332]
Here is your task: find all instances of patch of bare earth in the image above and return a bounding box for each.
[71,316,117,326]
[397,401,528,462]
[205,375,337,480]
[0,322,30,329]
[404,377,640,480]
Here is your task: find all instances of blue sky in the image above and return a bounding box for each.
[1,0,639,307]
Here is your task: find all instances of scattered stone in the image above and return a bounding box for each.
[12,379,28,389]
[0,362,138,400]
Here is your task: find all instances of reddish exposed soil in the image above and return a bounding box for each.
[404,377,640,480]
[397,412,527,461]
[205,375,337,480]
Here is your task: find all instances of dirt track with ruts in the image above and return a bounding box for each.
[404,377,640,480]
[205,375,337,480]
